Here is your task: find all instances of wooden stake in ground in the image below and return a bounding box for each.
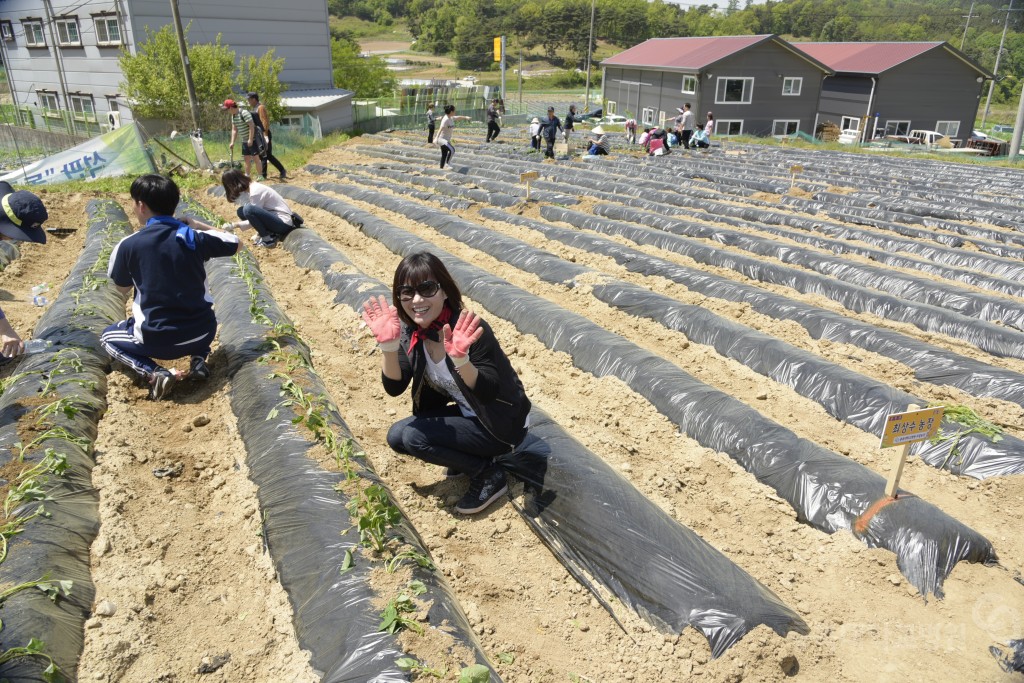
[880,404,944,497]
[520,170,539,200]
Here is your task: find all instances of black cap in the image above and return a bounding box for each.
[247,91,258,99]
[0,182,47,244]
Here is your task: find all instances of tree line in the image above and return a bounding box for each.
[330,0,1024,103]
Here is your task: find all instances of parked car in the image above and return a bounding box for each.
[595,114,628,126]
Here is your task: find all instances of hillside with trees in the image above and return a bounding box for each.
[328,0,1024,103]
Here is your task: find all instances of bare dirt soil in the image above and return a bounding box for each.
[1,133,1022,683]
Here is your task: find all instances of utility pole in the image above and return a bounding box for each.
[500,35,506,102]
[982,2,1024,129]
[583,0,596,111]
[518,50,523,112]
[170,0,201,132]
[961,1,976,50]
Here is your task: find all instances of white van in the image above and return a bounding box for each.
[907,130,953,148]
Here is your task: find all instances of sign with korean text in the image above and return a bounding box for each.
[1,122,155,186]
[880,406,944,448]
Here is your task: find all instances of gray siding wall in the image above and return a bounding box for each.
[602,41,825,137]
[817,76,873,130]
[871,49,984,141]
[0,0,332,127]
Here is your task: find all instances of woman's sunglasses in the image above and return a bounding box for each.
[397,280,441,301]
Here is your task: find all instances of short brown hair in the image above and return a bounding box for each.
[392,252,462,328]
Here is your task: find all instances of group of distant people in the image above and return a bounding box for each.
[637,103,715,155]
[222,92,287,181]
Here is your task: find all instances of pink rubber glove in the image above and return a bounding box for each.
[361,295,401,351]
[443,310,484,366]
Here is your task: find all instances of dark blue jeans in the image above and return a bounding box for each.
[387,405,513,477]
[238,204,292,241]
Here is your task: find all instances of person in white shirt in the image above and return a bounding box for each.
[529,117,541,151]
[436,104,472,169]
[679,103,696,149]
[220,169,296,248]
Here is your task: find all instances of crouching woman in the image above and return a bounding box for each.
[362,252,531,514]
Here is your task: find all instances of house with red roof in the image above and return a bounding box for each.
[600,35,832,138]
[793,42,992,144]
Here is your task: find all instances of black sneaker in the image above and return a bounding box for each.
[148,369,176,401]
[455,465,508,514]
[444,467,467,480]
[189,356,210,381]
[256,236,278,249]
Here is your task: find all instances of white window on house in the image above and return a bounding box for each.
[716,120,743,136]
[281,115,303,127]
[641,107,655,126]
[106,96,120,114]
[781,77,802,96]
[70,94,96,121]
[658,111,666,127]
[935,120,960,138]
[715,77,754,104]
[772,120,799,136]
[22,20,45,47]
[606,101,616,115]
[94,15,121,45]
[840,116,860,131]
[56,17,81,46]
[1,21,13,41]
[37,91,60,115]
[681,75,697,94]
[884,120,911,136]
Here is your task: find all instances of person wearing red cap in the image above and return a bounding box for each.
[222,99,260,178]
[0,181,48,358]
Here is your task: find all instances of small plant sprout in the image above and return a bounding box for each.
[384,548,435,573]
[340,548,355,575]
[347,484,402,553]
[379,592,423,635]
[929,404,1005,469]
[0,637,62,682]
[396,656,447,678]
[458,664,491,683]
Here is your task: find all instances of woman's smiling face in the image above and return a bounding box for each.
[400,278,446,328]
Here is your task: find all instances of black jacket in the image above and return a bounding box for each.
[540,116,562,141]
[381,313,531,448]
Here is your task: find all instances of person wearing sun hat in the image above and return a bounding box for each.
[586,125,610,156]
[222,98,259,178]
[0,181,48,358]
[529,116,542,151]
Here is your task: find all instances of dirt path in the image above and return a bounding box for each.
[1,135,1022,682]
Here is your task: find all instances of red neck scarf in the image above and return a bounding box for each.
[408,303,453,354]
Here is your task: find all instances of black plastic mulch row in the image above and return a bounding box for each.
[0,200,130,681]
[305,179,1024,480]
[279,184,997,600]
[184,205,501,681]
[262,187,811,657]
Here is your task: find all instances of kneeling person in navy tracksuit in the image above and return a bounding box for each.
[101,174,240,400]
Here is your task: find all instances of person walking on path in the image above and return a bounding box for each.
[101,175,239,400]
[436,104,472,169]
[217,169,298,249]
[0,181,48,358]
[248,92,287,179]
[362,251,532,514]
[485,99,502,142]
[679,103,695,149]
[564,105,582,141]
[529,117,542,151]
[540,107,563,159]
[426,103,437,144]
[223,99,260,178]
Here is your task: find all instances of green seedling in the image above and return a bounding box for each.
[497,652,515,664]
[458,664,491,683]
[396,656,447,678]
[379,592,423,635]
[929,404,1004,469]
[384,548,435,574]
[0,574,72,607]
[347,484,402,553]
[340,548,355,575]
[0,637,62,682]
